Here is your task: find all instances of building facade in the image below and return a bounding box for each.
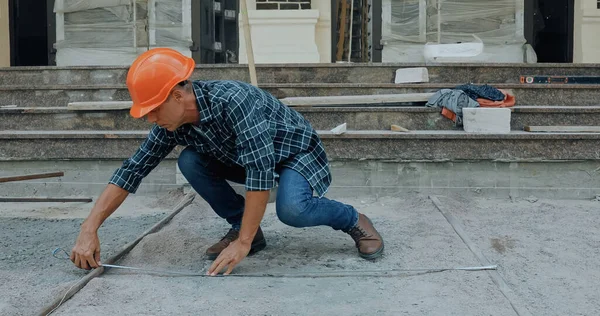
[1,0,599,67]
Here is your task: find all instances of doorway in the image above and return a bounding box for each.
[525,0,575,63]
[9,0,55,66]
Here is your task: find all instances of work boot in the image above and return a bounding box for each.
[346,213,384,260]
[205,227,267,260]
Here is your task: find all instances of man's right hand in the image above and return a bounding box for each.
[70,227,101,270]
[68,184,130,270]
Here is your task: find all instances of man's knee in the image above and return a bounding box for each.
[177,147,209,178]
[276,197,310,228]
[177,147,198,176]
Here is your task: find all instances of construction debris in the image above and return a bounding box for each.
[395,68,429,84]
[281,93,434,107]
[524,196,539,203]
[67,101,132,111]
[391,125,410,132]
[463,108,511,134]
[524,126,600,133]
[330,123,347,135]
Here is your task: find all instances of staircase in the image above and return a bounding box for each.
[1,63,599,199]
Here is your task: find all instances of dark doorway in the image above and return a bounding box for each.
[9,0,55,66]
[192,0,239,64]
[525,0,574,63]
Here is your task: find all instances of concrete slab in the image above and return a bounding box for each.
[436,195,600,316]
[463,108,511,134]
[3,192,600,315]
[50,196,516,315]
[1,159,599,200]
[395,67,429,84]
[0,192,183,316]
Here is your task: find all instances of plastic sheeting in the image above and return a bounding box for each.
[382,0,530,63]
[54,0,132,13]
[54,0,192,66]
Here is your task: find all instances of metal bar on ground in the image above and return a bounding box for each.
[240,0,258,86]
[0,172,64,183]
[429,196,533,316]
[0,198,93,203]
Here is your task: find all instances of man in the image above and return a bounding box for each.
[70,48,384,276]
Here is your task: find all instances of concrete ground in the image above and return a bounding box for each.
[0,189,185,316]
[9,193,593,316]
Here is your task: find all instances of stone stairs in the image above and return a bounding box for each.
[3,106,600,131]
[1,83,599,106]
[1,63,600,199]
[1,64,599,85]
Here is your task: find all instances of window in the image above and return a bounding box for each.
[256,0,311,10]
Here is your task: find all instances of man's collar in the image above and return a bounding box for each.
[192,81,213,125]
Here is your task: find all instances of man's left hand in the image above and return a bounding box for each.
[207,239,251,276]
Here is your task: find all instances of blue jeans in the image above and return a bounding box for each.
[178,147,359,232]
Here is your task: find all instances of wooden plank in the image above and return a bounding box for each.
[0,172,64,183]
[336,0,348,61]
[0,197,92,203]
[347,0,354,62]
[391,124,410,132]
[524,126,600,133]
[240,0,258,86]
[37,192,196,316]
[67,101,133,111]
[281,93,434,106]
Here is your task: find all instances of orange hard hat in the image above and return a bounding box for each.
[126,48,195,118]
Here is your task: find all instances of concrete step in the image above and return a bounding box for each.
[2,83,599,107]
[3,106,600,131]
[1,64,599,85]
[1,159,598,200]
[1,130,600,161]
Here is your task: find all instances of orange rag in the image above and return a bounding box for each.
[477,89,515,107]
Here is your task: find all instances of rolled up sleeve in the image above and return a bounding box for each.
[227,90,276,192]
[109,125,177,193]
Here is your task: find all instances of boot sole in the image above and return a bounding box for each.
[358,216,385,260]
[205,238,267,260]
[359,242,384,260]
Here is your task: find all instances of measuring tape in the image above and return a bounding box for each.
[53,248,497,278]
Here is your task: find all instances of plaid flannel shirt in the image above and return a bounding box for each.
[109,80,332,197]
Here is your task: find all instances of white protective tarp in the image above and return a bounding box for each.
[54,0,192,66]
[382,0,532,63]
